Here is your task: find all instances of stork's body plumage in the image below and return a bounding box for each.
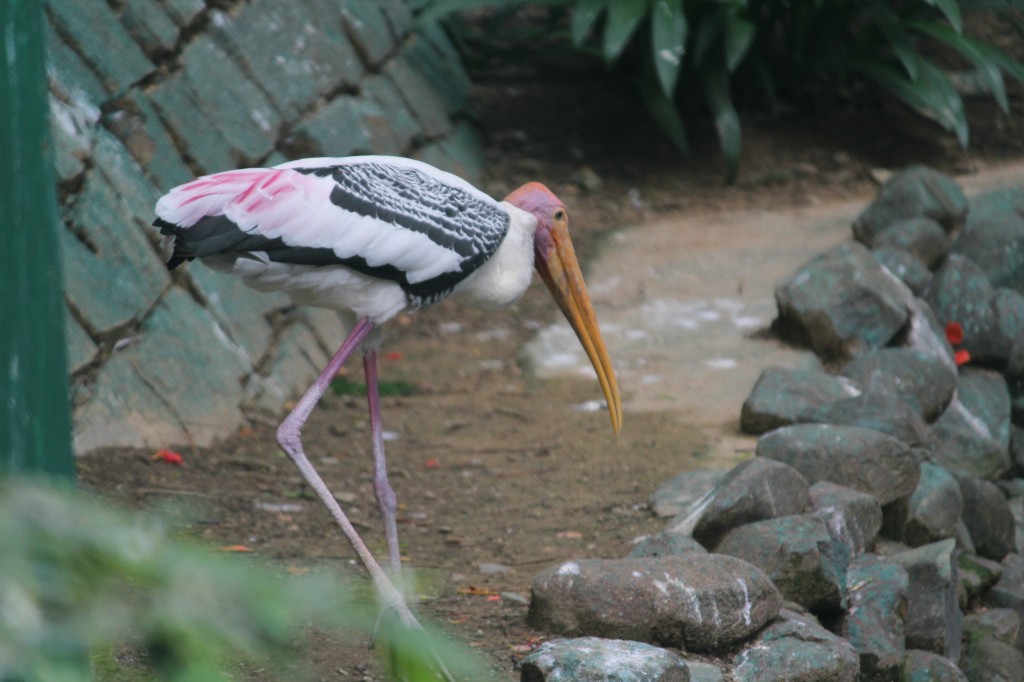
[154,156,621,676]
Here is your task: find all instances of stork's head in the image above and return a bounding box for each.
[505,183,622,433]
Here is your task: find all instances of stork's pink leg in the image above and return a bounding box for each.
[275,317,402,608]
[363,348,402,575]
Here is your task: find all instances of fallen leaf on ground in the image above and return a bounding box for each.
[218,545,253,552]
[152,449,183,465]
[457,585,500,596]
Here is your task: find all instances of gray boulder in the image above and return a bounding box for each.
[691,458,811,548]
[958,476,1015,561]
[962,608,1021,650]
[732,608,859,682]
[839,348,957,422]
[528,555,781,651]
[924,254,1004,364]
[853,166,967,243]
[806,392,928,445]
[629,532,707,559]
[873,246,932,295]
[837,554,908,680]
[649,469,726,518]
[956,552,1004,607]
[928,369,1012,481]
[886,461,963,547]
[519,638,690,682]
[901,650,967,681]
[891,539,962,660]
[715,514,847,614]
[869,216,951,268]
[757,424,921,506]
[774,242,910,360]
[740,367,860,435]
[951,187,1024,293]
[958,634,1024,682]
[986,554,1024,629]
[809,481,883,559]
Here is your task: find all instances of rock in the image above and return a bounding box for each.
[837,554,908,680]
[839,348,957,422]
[924,254,1006,364]
[986,554,1024,627]
[873,247,932,294]
[519,637,690,682]
[993,289,1024,361]
[629,532,707,558]
[527,555,781,652]
[715,514,847,614]
[963,608,1021,649]
[740,367,860,435]
[691,458,811,548]
[956,553,1004,606]
[888,461,963,547]
[1011,495,1024,556]
[951,187,1024,293]
[958,476,1015,561]
[928,375,1012,481]
[891,539,962,660]
[806,392,928,445]
[869,216,952,268]
[901,650,967,681]
[774,242,911,359]
[1012,427,1024,477]
[757,424,921,506]
[958,634,1024,682]
[685,662,724,682]
[649,469,726,518]
[853,166,968,242]
[809,482,883,559]
[732,608,859,682]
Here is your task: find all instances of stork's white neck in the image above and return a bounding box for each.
[453,202,538,308]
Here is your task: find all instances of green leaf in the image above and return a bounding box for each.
[870,3,920,80]
[922,0,964,33]
[602,0,647,62]
[571,0,606,45]
[910,19,1010,112]
[637,57,689,153]
[650,0,687,97]
[722,12,755,72]
[854,56,969,147]
[702,60,741,182]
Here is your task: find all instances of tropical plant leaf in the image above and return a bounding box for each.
[702,60,741,182]
[571,0,607,46]
[602,0,648,62]
[650,0,687,97]
[910,19,1010,111]
[870,3,921,80]
[722,10,755,72]
[638,59,690,153]
[922,0,964,33]
[854,56,969,147]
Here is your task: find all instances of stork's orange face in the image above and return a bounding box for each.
[505,183,622,434]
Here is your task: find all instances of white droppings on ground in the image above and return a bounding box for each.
[382,431,399,442]
[557,561,581,576]
[705,358,738,369]
[737,578,753,625]
[573,400,604,413]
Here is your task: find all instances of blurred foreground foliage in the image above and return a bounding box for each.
[417,0,1024,181]
[0,480,484,681]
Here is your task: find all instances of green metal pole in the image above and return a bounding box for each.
[0,0,76,479]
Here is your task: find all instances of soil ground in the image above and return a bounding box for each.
[80,36,1024,681]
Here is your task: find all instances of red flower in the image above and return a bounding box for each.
[152,449,183,465]
[945,322,964,346]
[955,349,971,366]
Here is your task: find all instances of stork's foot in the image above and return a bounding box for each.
[374,593,455,682]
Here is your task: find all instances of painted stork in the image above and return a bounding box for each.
[153,155,622,656]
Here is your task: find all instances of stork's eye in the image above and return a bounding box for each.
[554,209,566,221]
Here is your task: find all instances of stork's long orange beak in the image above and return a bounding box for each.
[534,216,622,434]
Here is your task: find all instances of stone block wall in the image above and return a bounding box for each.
[45,0,482,454]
